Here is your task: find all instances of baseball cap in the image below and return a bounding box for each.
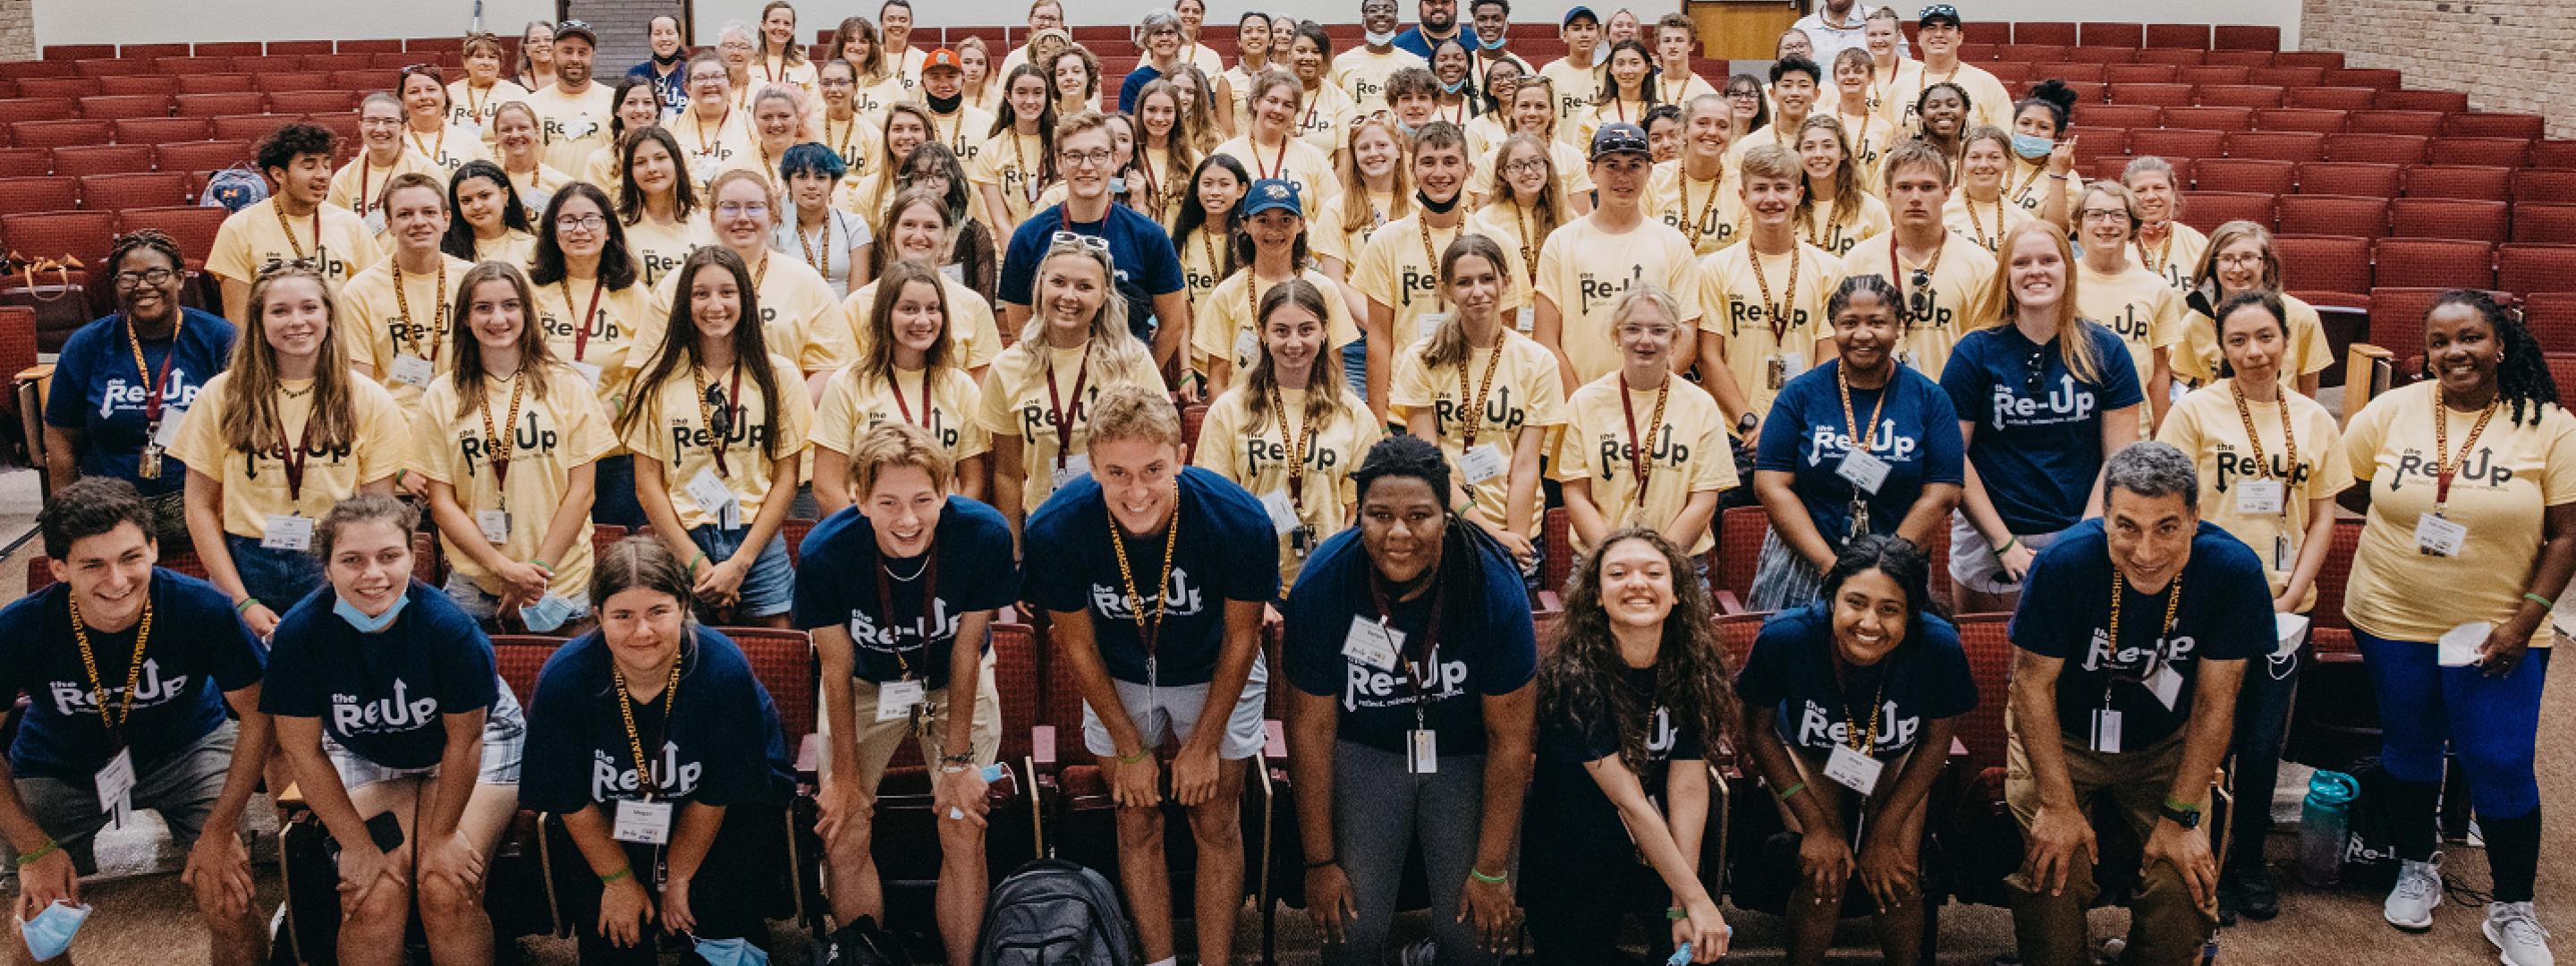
[553,19,600,46]
[1562,6,1599,28]
[1241,178,1304,217]
[925,48,962,72]
[1589,122,1650,160]
[1918,4,1962,27]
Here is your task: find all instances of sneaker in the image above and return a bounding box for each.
[2487,902,2555,966]
[1401,939,1436,966]
[2236,860,2281,922]
[2385,855,2443,930]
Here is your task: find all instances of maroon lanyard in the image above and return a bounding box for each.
[275,406,312,501]
[1368,566,1448,704]
[1043,350,1091,470]
[890,369,935,428]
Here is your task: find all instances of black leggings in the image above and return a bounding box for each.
[555,802,784,965]
[1521,858,1674,966]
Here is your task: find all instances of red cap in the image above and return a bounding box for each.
[925,48,962,72]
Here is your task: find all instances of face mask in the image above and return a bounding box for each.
[19,901,92,962]
[1107,176,1129,193]
[692,936,770,966]
[519,594,577,633]
[926,89,962,114]
[2011,132,2054,160]
[334,589,410,633]
[1480,32,1510,49]
[1366,30,1398,47]
[1438,77,1468,94]
[1417,188,1462,215]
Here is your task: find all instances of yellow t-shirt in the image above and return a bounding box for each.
[841,274,1006,373]
[1310,190,1397,270]
[815,114,888,186]
[2171,293,2338,388]
[971,343,1165,513]
[1801,192,1894,258]
[810,364,992,462]
[338,254,478,411]
[753,57,821,99]
[621,209,713,289]
[1468,137,1594,206]
[408,364,616,600]
[1644,161,1745,256]
[1177,227,1230,364]
[1537,56,1606,147]
[2340,380,2576,646]
[834,172,898,231]
[1837,228,1998,378]
[1211,135,1340,215]
[446,79,533,133]
[2138,222,2211,294]
[528,275,655,417]
[168,373,411,538]
[1863,59,1922,125]
[1534,214,1707,386]
[1389,328,1569,534]
[1834,108,1894,194]
[1192,386,1384,586]
[1654,74,1721,111]
[405,123,492,181]
[1893,62,2012,133]
[928,106,998,169]
[206,199,382,292]
[2075,260,2187,395]
[970,131,1051,227]
[851,76,906,119]
[1475,199,1557,292]
[1350,212,1534,347]
[618,353,816,530]
[648,254,855,374]
[1940,192,2034,255]
[1291,82,1360,157]
[522,80,617,174]
[326,150,439,219]
[885,47,933,96]
[1190,268,1364,377]
[2154,380,2352,612]
[1700,241,1848,419]
[503,163,574,218]
[2001,162,2082,221]
[671,108,760,192]
[1576,98,1656,155]
[1550,371,1738,555]
[1328,47,1427,114]
[580,147,628,202]
[472,230,538,267]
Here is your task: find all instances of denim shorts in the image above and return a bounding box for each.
[685,524,795,617]
[323,679,527,789]
[589,453,648,530]
[442,571,593,625]
[225,531,324,613]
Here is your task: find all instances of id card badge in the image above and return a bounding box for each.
[1259,491,1301,534]
[1406,728,1438,774]
[94,748,134,828]
[568,360,604,390]
[2236,479,2285,515]
[719,500,741,530]
[1823,743,1883,795]
[2145,663,2184,711]
[1418,311,1451,343]
[2415,513,2468,556]
[388,353,435,388]
[940,264,966,284]
[2274,532,2296,572]
[876,680,928,722]
[1895,349,1920,371]
[261,514,314,551]
[2090,708,2123,754]
[1836,449,1892,496]
[476,510,512,546]
[1515,306,1534,333]
[612,799,674,844]
[1342,616,1402,671]
[1050,453,1092,491]
[153,407,187,449]
[362,208,387,237]
[684,469,735,521]
[1458,443,1508,485]
[1233,328,1258,369]
[690,153,721,187]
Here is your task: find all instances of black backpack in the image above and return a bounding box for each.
[974,859,1138,966]
[2340,757,2404,891]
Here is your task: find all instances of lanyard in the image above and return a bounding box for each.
[691,363,743,479]
[1011,132,1038,203]
[272,202,323,261]
[275,393,314,501]
[1043,343,1092,470]
[795,214,828,274]
[2104,568,2183,701]
[409,127,446,165]
[393,258,449,361]
[563,277,606,362]
[476,369,528,492]
[1749,243,1802,343]
[1510,202,1537,281]
[692,106,730,155]
[1826,644,1886,753]
[874,542,940,680]
[123,313,183,427]
[1417,218,1448,310]
[1962,196,1999,250]
[2134,230,2174,280]
[66,592,151,741]
[2230,379,2299,492]
[1106,511,1180,660]
[613,655,684,801]
[1456,333,1505,449]
[1253,133,1288,180]
[1368,564,1449,724]
[1616,372,1669,507]
[1266,384,1316,512]
[889,367,936,429]
[354,159,378,216]
[1892,232,1943,319]
[1677,170,1723,246]
[1836,360,1890,459]
[2432,386,2500,512]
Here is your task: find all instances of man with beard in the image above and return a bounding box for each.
[1394,0,1479,61]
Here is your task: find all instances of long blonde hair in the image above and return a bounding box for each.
[220,263,362,454]
[1973,219,2103,386]
[1241,276,1357,429]
[1336,114,1414,237]
[1009,241,1157,385]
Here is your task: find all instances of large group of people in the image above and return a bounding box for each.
[3,2,2569,965]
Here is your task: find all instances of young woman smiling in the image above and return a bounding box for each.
[1392,233,1566,577]
[515,21,557,93]
[813,260,994,513]
[1469,78,1592,213]
[1314,115,1413,333]
[1287,25,1359,157]
[578,79,671,196]
[1221,11,1276,131]
[487,102,571,220]
[1174,154,1250,377]
[1794,115,1891,257]
[2002,81,2082,234]
[2070,182,2183,435]
[1577,39,1659,151]
[1477,133,1574,292]
[397,65,488,179]
[1909,82,1969,168]
[528,183,655,528]
[615,126,715,288]
[649,170,853,380]
[775,143,875,300]
[1134,79,1204,230]
[1191,179,1363,400]
[835,17,907,116]
[970,238,1164,537]
[753,1,818,99]
[842,188,1006,382]
[1194,279,1382,589]
[957,38,1001,114]
[867,154,1003,307]
[747,86,810,189]
[813,58,889,184]
[1939,125,2031,255]
[2170,220,2334,397]
[327,94,436,236]
[2121,156,2207,294]
[970,64,1062,241]
[838,102,939,234]
[1353,123,1535,423]
[1211,72,1340,216]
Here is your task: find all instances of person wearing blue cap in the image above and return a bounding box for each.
[1189,178,1367,401]
[1532,123,1707,395]
[1537,7,1607,148]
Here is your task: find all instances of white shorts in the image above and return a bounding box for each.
[1081,651,1269,761]
[1947,512,2065,597]
[325,679,526,789]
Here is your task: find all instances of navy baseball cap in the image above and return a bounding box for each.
[1242,178,1304,216]
[1562,6,1599,27]
[1589,122,1651,159]
[1918,4,1962,27]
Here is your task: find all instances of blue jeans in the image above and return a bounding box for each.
[2354,628,2549,818]
[1343,337,1369,403]
[685,524,795,617]
[589,453,648,530]
[225,532,324,614]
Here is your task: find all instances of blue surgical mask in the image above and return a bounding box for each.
[1479,33,1509,50]
[693,936,770,966]
[19,901,91,962]
[334,590,410,633]
[2011,132,2054,160]
[1439,77,1468,94]
[1366,29,1398,47]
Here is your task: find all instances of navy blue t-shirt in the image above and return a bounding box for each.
[1939,322,2144,535]
[1523,664,1707,864]
[0,571,264,781]
[1735,601,1976,760]
[1117,64,1165,114]
[1283,527,1537,754]
[625,60,690,114]
[1392,25,1481,61]
[1023,467,1279,686]
[792,497,1021,687]
[998,202,1188,343]
[44,309,236,498]
[1757,360,1964,544]
[519,624,794,812]
[261,582,500,771]
[2009,519,2271,749]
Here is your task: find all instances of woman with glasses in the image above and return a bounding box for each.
[1577,39,1660,152]
[1462,58,1523,157]
[2172,220,2334,398]
[1316,115,1413,334]
[1937,220,2142,613]
[2071,182,2184,436]
[342,173,474,415]
[1393,233,1565,578]
[515,21,558,93]
[328,94,436,237]
[1195,278,1382,590]
[1724,75,1770,145]
[650,170,852,379]
[1469,78,1592,213]
[814,259,995,513]
[488,102,571,220]
[530,184,655,530]
[971,64,1062,242]
[1941,125,2030,256]
[397,66,487,179]
[1214,72,1340,217]
[812,59,888,184]
[775,143,875,300]
[2120,157,2204,294]
[872,145,1003,307]
[1121,11,1189,115]
[615,127,714,289]
[580,80,674,196]
[450,33,531,134]
[671,52,755,192]
[1556,286,1735,557]
[972,236,1165,538]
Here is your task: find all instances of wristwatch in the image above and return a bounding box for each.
[2158,801,2202,830]
[1734,412,1759,434]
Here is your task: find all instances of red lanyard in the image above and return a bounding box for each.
[125,316,182,426]
[890,368,935,429]
[1043,345,1091,469]
[565,277,606,361]
[1617,372,1669,506]
[874,541,940,679]
[275,402,313,501]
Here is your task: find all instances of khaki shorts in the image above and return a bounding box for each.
[824,657,1004,794]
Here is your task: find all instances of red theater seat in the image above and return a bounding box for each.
[2401,165,2512,202]
[2131,128,2225,159]
[9,119,108,148]
[2427,138,2531,169]
[2273,235,2375,296]
[2515,172,2576,207]
[174,92,264,116]
[175,74,256,96]
[2178,191,2274,233]
[2324,132,2429,165]
[2371,238,2496,290]
[2497,245,2576,296]
[2197,85,2283,109]
[114,206,229,269]
[2285,87,2377,112]
[0,176,79,214]
[2444,113,2546,140]
[2162,106,2251,131]
[78,172,191,211]
[2225,130,2325,163]
[2298,161,2402,198]
[111,116,211,144]
[2146,24,2210,48]
[2251,108,2346,134]
[2276,194,2388,237]
[2110,82,2192,106]
[50,144,154,175]
[2191,157,2294,195]
[154,140,250,175]
[2386,198,2508,243]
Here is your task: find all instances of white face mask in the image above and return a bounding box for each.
[1366,29,1398,47]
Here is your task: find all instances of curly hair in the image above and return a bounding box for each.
[1538,526,1740,775]
[2426,289,2560,428]
[254,123,336,178]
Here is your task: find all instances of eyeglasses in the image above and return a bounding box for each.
[2216,251,2265,267]
[1050,231,1112,252]
[555,214,607,231]
[360,117,405,129]
[1059,148,1115,167]
[2078,208,2130,222]
[114,268,176,289]
[819,77,856,88]
[1615,323,1678,339]
[1725,89,1760,98]
[716,202,770,217]
[1504,158,1549,174]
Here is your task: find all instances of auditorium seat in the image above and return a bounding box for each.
[153,56,235,76]
[2515,171,2576,207]
[2535,141,2576,169]
[2497,245,2576,296]
[120,43,188,59]
[253,72,334,94]
[2203,49,2274,67]
[2130,128,2224,159]
[2324,132,2429,165]
[2322,67,2401,90]
[2161,106,2250,131]
[2275,194,2387,237]
[332,70,402,93]
[2145,22,2205,48]
[2191,157,2294,195]
[2297,161,2401,198]
[2387,198,2508,244]
[2137,47,2207,66]
[266,41,332,56]
[2246,65,2327,89]
[153,140,249,175]
[2513,207,2576,246]
[2284,87,2377,112]
[302,54,374,73]
[174,74,256,96]
[114,206,228,270]
[2399,165,2510,202]
[2104,64,2177,86]
[18,76,103,99]
[2422,137,2530,170]
[50,144,154,175]
[2109,82,2191,107]
[77,95,172,121]
[2038,62,2106,83]
[2442,113,2546,140]
[2196,84,2283,109]
[2084,104,2162,130]
[2366,287,2481,352]
[0,210,117,273]
[111,116,211,144]
[97,74,180,97]
[2014,22,2078,46]
[2212,25,2281,50]
[2079,21,2143,47]
[174,91,265,116]
[2224,130,2325,163]
[71,59,149,79]
[0,97,79,126]
[2251,107,2346,134]
[2178,191,2274,233]
[2524,293,2576,345]
[2273,235,2375,298]
[267,89,356,114]
[210,114,292,142]
[193,42,263,58]
[0,176,79,214]
[2070,130,2128,165]
[77,172,191,211]
[231,55,308,75]
[10,119,109,149]
[0,148,49,178]
[2372,238,2496,290]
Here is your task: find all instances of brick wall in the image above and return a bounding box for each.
[0,0,35,62]
[564,0,685,74]
[2301,0,2575,140]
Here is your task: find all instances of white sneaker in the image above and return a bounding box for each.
[2385,855,2443,930]
[2487,902,2555,966]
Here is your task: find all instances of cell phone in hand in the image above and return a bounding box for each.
[365,810,405,852]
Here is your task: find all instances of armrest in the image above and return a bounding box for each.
[2343,343,2394,427]
[1716,590,1747,615]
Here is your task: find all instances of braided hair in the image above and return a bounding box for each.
[1343,435,1509,635]
[1826,273,1911,335]
[2428,289,2558,428]
[106,229,183,280]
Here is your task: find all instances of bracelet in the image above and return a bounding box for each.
[940,752,976,767]
[1775,782,1806,801]
[940,764,973,773]
[686,550,708,575]
[1116,749,1150,764]
[2048,174,2071,181]
[529,557,555,577]
[1306,855,1339,870]
[16,838,60,865]
[233,597,260,615]
[1667,905,1689,919]
[598,867,632,885]
[2525,592,2555,610]
[2162,795,2200,814]
[1993,535,2019,558]
[1470,867,1507,884]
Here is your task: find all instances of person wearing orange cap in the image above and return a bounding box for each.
[919,48,998,169]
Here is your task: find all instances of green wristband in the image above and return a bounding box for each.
[1775,782,1806,801]
[599,867,632,885]
[1667,905,1690,919]
[1470,868,1508,885]
[2525,592,2555,610]
[2163,795,2200,815]
[233,597,260,615]
[1117,750,1150,764]
[687,550,708,575]
[16,838,60,865]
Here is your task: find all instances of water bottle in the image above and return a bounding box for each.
[2301,770,2360,886]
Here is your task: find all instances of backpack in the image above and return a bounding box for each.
[974,859,1137,966]
[2340,757,2403,891]
[816,915,911,966]
[200,164,268,211]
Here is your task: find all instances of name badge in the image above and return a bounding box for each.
[1418,311,1451,343]
[876,680,927,722]
[1407,728,1438,774]
[2236,479,2284,515]
[569,360,603,390]
[1458,443,1508,485]
[1050,453,1092,491]
[1824,743,1882,795]
[1260,491,1301,534]
[362,209,386,237]
[1343,615,1402,671]
[1766,352,1806,390]
[2273,533,2296,572]
[95,748,134,829]
[2089,708,2123,754]
[2146,663,2183,711]
[153,407,188,448]
[940,264,965,284]
[685,468,737,523]
[388,353,435,389]
[2415,513,2468,556]
[1233,327,1258,368]
[1836,449,1891,496]
[261,514,314,551]
[613,799,674,844]
[1515,307,1534,333]
[474,510,512,546]
[1895,349,1920,371]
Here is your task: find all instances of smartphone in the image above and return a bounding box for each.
[364,810,405,852]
